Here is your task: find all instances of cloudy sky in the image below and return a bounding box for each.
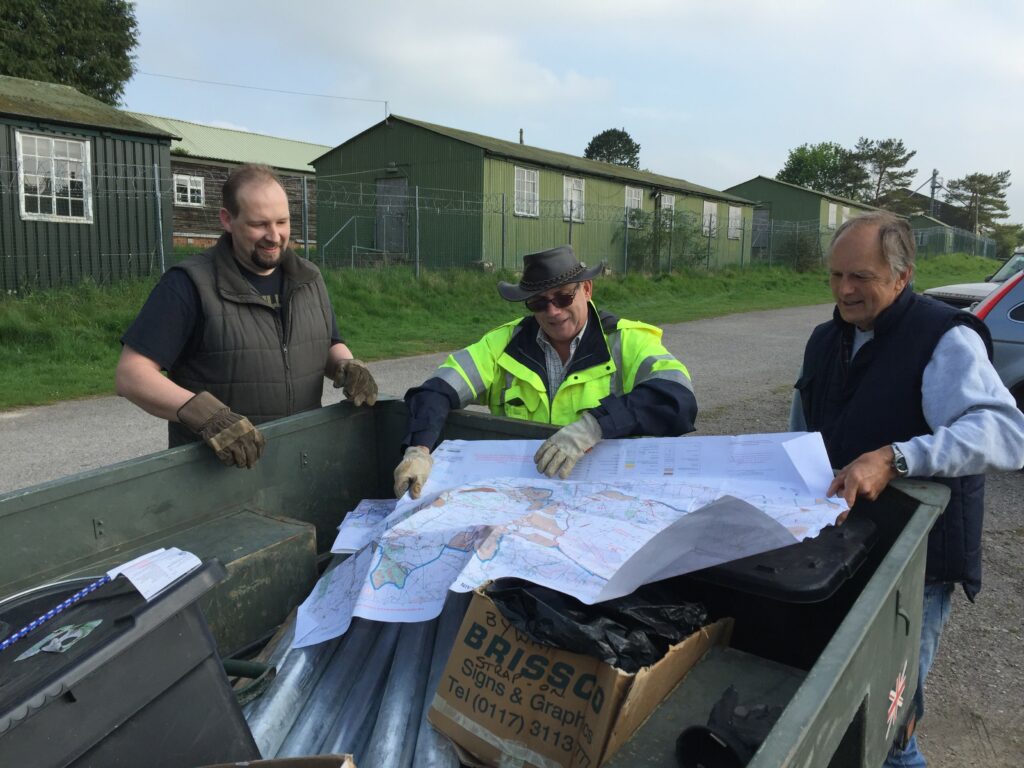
[124,0,1024,221]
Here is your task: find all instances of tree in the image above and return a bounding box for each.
[989,222,1024,260]
[776,142,868,199]
[944,171,1012,234]
[584,128,641,169]
[854,137,917,209]
[0,0,139,105]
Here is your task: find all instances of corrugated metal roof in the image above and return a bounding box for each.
[728,175,887,212]
[128,112,331,173]
[0,75,173,138]
[332,115,753,205]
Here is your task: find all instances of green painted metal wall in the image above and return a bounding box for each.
[816,197,874,253]
[314,120,485,269]
[727,177,875,261]
[726,177,818,221]
[482,156,753,272]
[1,117,172,291]
[317,121,752,272]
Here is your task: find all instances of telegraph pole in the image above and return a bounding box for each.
[929,169,939,217]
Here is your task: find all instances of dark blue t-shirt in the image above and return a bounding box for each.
[121,266,343,371]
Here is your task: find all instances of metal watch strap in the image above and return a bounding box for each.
[891,444,909,477]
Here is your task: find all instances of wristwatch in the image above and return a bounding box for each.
[891,444,909,477]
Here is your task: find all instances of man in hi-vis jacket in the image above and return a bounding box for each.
[394,244,697,498]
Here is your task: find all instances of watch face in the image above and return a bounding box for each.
[893,450,909,476]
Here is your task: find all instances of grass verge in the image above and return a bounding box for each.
[0,252,997,410]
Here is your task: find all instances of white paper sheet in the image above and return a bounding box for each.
[331,499,397,554]
[106,547,202,601]
[292,433,847,648]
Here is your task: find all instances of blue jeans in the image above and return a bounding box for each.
[884,582,954,768]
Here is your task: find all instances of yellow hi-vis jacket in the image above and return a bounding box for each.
[432,305,693,428]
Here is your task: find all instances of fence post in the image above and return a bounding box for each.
[501,192,506,269]
[154,162,166,273]
[618,208,626,274]
[302,176,311,262]
[352,219,357,269]
[740,219,745,269]
[706,223,712,270]
[668,220,674,274]
[415,186,421,279]
[769,220,774,267]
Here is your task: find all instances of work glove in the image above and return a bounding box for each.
[394,445,433,499]
[177,391,266,469]
[333,359,378,406]
[534,411,603,479]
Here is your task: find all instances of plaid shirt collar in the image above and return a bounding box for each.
[536,319,588,399]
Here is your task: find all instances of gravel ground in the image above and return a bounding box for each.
[1,303,1019,765]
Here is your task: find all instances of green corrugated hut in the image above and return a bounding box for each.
[314,115,754,273]
[0,75,174,291]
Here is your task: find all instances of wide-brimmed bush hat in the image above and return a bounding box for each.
[497,245,605,301]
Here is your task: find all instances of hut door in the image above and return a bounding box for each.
[375,178,407,256]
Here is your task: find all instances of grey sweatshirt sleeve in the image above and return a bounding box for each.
[899,325,1024,476]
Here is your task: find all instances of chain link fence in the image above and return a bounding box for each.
[0,166,999,292]
[315,180,757,274]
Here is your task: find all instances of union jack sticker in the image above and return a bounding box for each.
[886,659,908,738]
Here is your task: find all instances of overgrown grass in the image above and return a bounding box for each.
[0,252,997,410]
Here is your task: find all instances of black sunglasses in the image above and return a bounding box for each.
[525,284,580,313]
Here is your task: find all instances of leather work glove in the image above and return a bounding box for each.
[394,445,434,499]
[177,391,266,469]
[333,359,378,406]
[534,411,603,479]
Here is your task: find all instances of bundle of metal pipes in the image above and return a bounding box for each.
[244,590,472,766]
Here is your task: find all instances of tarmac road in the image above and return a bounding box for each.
[1,304,1020,765]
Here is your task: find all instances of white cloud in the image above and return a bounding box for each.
[123,0,1024,219]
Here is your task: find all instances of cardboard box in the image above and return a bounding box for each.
[428,589,732,768]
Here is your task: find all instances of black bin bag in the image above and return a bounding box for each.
[485,578,708,673]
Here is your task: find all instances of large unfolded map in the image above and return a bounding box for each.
[294,432,845,648]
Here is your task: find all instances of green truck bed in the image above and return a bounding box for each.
[0,400,946,767]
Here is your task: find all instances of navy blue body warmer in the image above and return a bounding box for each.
[798,288,992,600]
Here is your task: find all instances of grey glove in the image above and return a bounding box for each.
[177,391,266,469]
[394,445,434,499]
[534,412,603,479]
[333,359,378,406]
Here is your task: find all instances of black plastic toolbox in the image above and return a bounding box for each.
[0,559,260,768]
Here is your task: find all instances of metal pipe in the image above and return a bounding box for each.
[244,633,343,757]
[256,619,297,679]
[276,618,383,757]
[362,619,436,768]
[321,622,401,756]
[413,591,473,767]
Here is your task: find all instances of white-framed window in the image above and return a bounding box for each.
[842,206,850,224]
[828,202,838,229]
[174,174,205,207]
[702,200,718,236]
[625,186,643,228]
[16,131,92,223]
[659,193,675,229]
[563,176,585,222]
[728,206,742,239]
[514,166,539,217]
